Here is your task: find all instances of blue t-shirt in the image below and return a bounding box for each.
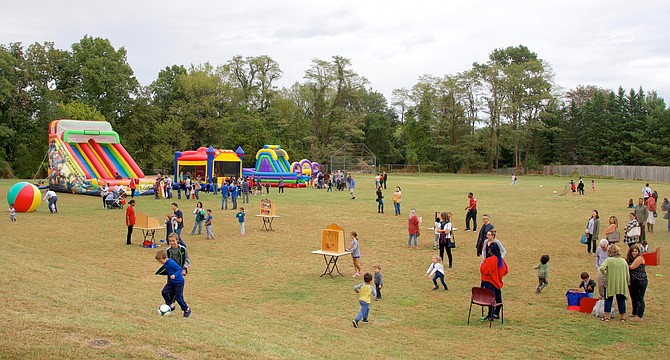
[164,258,184,285]
[236,211,245,223]
[174,210,184,229]
[231,185,239,197]
[220,185,229,197]
[205,215,212,225]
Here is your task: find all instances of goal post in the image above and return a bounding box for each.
[385,164,421,175]
[329,143,377,174]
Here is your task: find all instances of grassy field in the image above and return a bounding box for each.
[1,174,669,359]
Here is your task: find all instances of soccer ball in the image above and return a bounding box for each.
[158,304,172,316]
[553,191,557,194]
[540,185,543,187]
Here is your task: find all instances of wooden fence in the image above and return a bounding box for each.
[543,165,670,182]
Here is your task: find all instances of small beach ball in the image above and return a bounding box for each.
[7,182,41,212]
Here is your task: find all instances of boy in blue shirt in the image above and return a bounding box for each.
[205,209,214,239]
[220,182,230,210]
[236,207,245,236]
[155,249,191,317]
[230,183,239,210]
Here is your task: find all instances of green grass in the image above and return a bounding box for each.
[1,174,670,359]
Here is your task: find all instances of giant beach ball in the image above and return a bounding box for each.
[7,182,41,212]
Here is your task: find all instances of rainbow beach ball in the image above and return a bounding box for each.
[7,182,41,212]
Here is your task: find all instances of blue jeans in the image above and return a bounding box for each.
[433,272,448,289]
[174,227,186,248]
[604,293,626,316]
[377,199,384,213]
[48,197,58,213]
[221,196,228,210]
[394,202,400,215]
[232,196,237,209]
[212,184,217,195]
[190,220,202,235]
[355,300,370,322]
[408,233,417,247]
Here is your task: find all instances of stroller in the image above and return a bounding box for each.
[105,190,125,209]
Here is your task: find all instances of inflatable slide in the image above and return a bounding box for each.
[47,119,154,195]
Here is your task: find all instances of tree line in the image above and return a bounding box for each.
[1,36,668,178]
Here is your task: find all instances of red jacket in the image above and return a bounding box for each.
[647,197,657,212]
[480,256,508,289]
[408,216,420,235]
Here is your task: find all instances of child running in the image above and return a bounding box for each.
[534,254,550,294]
[425,254,448,290]
[346,231,362,277]
[352,273,377,328]
[155,249,191,317]
[9,204,16,222]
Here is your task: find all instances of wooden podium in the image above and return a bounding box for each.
[260,198,276,216]
[256,198,280,231]
[312,223,349,278]
[134,212,165,247]
[321,223,345,253]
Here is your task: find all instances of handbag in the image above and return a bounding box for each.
[628,226,641,238]
[580,234,588,244]
[447,231,456,248]
[591,299,605,317]
[664,212,669,220]
[606,231,620,243]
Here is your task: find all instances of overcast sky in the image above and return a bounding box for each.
[2,1,669,103]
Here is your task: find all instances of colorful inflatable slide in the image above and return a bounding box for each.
[243,145,318,187]
[47,119,154,195]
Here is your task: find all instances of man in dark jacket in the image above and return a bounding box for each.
[476,214,495,257]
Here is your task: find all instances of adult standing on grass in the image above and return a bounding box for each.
[407,209,420,249]
[634,198,648,245]
[642,183,652,201]
[476,214,494,257]
[170,203,186,247]
[241,179,250,203]
[480,242,508,320]
[626,244,647,321]
[391,186,402,216]
[125,199,136,245]
[595,239,609,298]
[278,177,284,194]
[376,186,384,214]
[624,212,641,248]
[349,176,356,199]
[129,179,136,198]
[230,181,239,210]
[464,192,477,232]
[585,210,600,254]
[604,216,619,243]
[220,181,230,210]
[190,201,204,236]
[382,171,388,189]
[645,195,656,234]
[437,211,453,268]
[482,230,506,262]
[599,244,629,322]
[662,198,670,231]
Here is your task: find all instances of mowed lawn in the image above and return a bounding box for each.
[1,174,669,359]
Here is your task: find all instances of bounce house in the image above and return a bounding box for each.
[173,146,242,185]
[47,120,154,195]
[243,145,317,187]
[290,159,321,180]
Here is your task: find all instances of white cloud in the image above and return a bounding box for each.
[1,0,668,102]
